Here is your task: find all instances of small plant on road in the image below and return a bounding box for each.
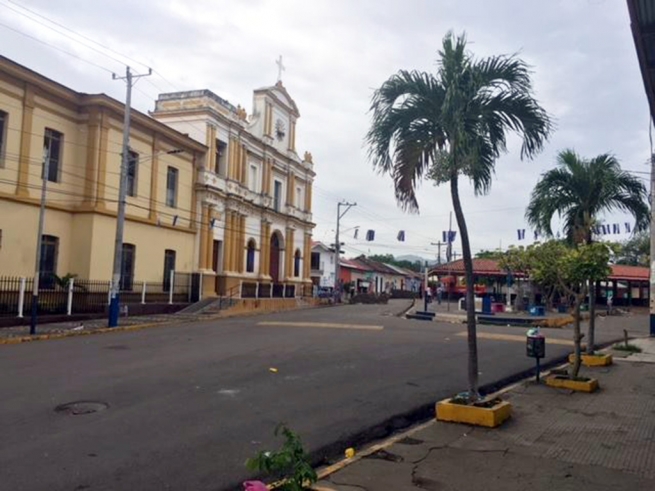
[245,424,317,491]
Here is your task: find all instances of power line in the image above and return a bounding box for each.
[1,0,150,71]
[0,20,114,74]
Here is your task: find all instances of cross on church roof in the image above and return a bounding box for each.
[276,55,285,82]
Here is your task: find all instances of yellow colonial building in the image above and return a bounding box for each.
[152,81,315,297]
[0,55,206,287]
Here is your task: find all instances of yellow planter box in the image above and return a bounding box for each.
[568,353,613,367]
[435,398,512,428]
[545,374,599,393]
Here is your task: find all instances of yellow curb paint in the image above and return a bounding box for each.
[315,359,574,481]
[315,419,434,479]
[257,321,384,331]
[456,331,574,346]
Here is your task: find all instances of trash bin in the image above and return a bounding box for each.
[526,328,545,359]
[481,296,492,314]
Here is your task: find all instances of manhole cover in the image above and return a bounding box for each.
[55,401,109,415]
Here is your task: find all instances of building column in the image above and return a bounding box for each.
[232,212,240,273]
[227,137,236,180]
[83,109,100,206]
[303,233,311,280]
[96,112,110,210]
[207,125,217,172]
[289,120,296,152]
[234,141,241,182]
[223,211,233,272]
[285,227,295,279]
[199,204,210,269]
[263,222,271,275]
[287,170,295,206]
[263,158,272,196]
[148,136,161,221]
[236,214,245,273]
[305,182,313,213]
[16,85,35,197]
[206,208,216,270]
[240,144,247,184]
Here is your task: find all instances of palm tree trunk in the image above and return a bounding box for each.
[586,281,596,354]
[450,174,479,399]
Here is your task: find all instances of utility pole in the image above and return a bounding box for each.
[446,211,454,312]
[650,153,655,336]
[108,66,151,328]
[29,147,51,335]
[446,211,453,262]
[431,241,444,264]
[334,200,356,298]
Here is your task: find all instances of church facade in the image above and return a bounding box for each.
[152,81,315,298]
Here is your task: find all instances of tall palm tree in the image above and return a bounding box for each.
[526,149,649,353]
[366,32,552,398]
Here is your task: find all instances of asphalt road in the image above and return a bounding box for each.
[0,302,642,491]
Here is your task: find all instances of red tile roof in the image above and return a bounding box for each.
[430,259,512,277]
[340,258,369,271]
[608,264,649,281]
[430,258,649,282]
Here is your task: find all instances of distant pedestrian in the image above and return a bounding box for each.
[606,295,613,315]
[436,285,443,305]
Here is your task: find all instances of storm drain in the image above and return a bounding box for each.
[55,401,109,415]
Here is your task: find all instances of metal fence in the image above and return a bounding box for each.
[0,272,194,318]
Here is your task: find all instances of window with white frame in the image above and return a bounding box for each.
[296,185,303,209]
[166,166,178,208]
[249,164,258,192]
[215,139,227,176]
[273,180,282,212]
[43,128,63,183]
[126,150,138,197]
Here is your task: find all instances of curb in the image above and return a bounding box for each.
[311,336,624,484]
[0,302,343,346]
[0,320,172,345]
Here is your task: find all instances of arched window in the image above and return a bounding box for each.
[294,249,301,277]
[246,239,256,273]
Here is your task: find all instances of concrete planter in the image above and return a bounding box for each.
[545,374,599,393]
[436,397,512,428]
[568,353,613,367]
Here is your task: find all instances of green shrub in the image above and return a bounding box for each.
[246,424,317,491]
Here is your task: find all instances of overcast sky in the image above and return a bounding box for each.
[1,0,649,261]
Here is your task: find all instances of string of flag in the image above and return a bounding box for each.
[353,229,457,244]
[516,222,633,241]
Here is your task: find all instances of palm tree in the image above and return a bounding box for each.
[526,149,649,353]
[366,32,552,399]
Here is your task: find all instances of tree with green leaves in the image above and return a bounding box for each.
[530,241,611,378]
[366,31,552,398]
[498,245,532,309]
[475,249,503,259]
[526,149,649,354]
[614,228,649,266]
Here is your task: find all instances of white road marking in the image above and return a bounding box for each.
[256,321,383,331]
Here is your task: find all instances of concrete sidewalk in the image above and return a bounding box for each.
[315,339,655,491]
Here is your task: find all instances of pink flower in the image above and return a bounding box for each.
[243,481,268,491]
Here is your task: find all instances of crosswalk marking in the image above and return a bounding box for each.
[257,321,383,331]
[456,331,574,346]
